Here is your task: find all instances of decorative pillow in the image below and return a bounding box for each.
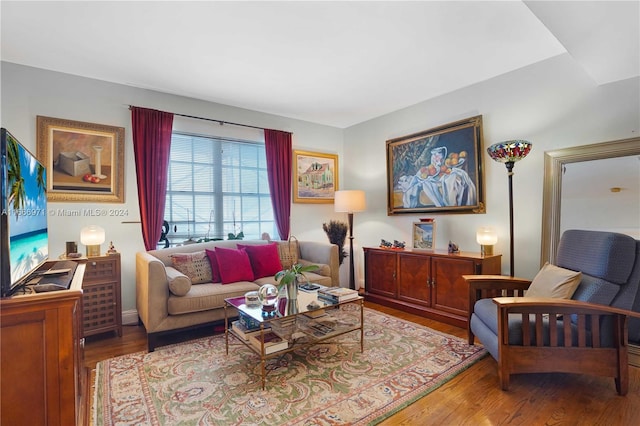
[277,240,299,269]
[215,247,255,284]
[526,262,582,299]
[238,243,283,279]
[170,251,212,284]
[166,267,192,297]
[204,249,222,283]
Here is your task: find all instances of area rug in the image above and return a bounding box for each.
[93,307,486,425]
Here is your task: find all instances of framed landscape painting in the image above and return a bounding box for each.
[37,116,125,203]
[293,150,338,204]
[386,115,485,215]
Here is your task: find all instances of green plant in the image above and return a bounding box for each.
[275,263,319,287]
[322,220,348,265]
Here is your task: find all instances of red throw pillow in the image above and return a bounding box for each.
[214,247,255,284]
[238,243,283,279]
[204,249,222,283]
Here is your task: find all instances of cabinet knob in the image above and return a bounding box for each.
[91,261,97,267]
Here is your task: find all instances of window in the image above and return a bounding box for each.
[163,132,275,246]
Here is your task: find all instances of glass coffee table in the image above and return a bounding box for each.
[224,288,364,389]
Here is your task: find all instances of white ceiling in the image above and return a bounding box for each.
[1,1,638,128]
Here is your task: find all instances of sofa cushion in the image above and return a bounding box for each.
[526,262,582,299]
[215,247,255,284]
[204,249,222,283]
[238,243,282,279]
[168,281,260,315]
[170,251,212,284]
[166,267,192,296]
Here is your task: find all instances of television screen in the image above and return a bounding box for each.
[1,128,49,296]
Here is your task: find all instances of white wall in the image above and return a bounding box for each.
[1,62,344,311]
[343,53,640,282]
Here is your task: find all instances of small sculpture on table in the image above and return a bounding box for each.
[393,240,405,249]
[380,239,393,248]
[448,241,459,253]
[107,241,118,255]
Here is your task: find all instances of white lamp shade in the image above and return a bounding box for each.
[80,225,106,246]
[334,190,366,213]
[476,227,498,245]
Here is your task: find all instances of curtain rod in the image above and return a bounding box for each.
[128,105,290,133]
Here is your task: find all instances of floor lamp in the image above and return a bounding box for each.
[334,190,367,290]
[487,140,532,277]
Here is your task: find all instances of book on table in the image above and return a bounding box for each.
[317,287,359,303]
[231,320,264,341]
[249,330,289,354]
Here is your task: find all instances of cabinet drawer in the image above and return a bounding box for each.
[83,258,118,282]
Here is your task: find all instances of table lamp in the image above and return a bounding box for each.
[81,225,105,257]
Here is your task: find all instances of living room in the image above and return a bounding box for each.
[1,1,639,425]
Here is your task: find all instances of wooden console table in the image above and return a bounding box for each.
[364,247,501,328]
[0,262,86,426]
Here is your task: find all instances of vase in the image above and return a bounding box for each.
[286,279,299,315]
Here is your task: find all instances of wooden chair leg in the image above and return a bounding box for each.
[499,369,510,391]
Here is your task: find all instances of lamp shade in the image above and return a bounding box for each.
[476,227,498,245]
[80,225,106,246]
[334,190,366,213]
[487,140,532,163]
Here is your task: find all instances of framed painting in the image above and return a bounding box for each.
[413,221,436,250]
[293,150,338,203]
[37,116,125,203]
[387,115,485,215]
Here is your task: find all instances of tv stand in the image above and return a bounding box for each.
[0,260,86,425]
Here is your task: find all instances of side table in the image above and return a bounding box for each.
[80,253,122,337]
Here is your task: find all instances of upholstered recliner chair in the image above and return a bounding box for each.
[465,229,640,395]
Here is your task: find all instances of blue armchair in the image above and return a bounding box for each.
[464,230,640,395]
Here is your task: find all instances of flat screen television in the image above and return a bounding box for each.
[0,128,49,297]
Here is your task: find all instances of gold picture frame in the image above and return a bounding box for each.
[387,115,485,215]
[293,150,338,204]
[37,116,125,203]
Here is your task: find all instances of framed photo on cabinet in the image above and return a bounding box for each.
[413,221,435,250]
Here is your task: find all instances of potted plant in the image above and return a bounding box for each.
[275,263,319,301]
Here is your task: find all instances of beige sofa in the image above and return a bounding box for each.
[136,239,339,351]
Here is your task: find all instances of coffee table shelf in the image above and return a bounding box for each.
[224,290,364,389]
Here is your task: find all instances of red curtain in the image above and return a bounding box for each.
[131,107,174,250]
[264,129,292,240]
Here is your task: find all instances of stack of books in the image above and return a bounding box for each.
[317,287,359,304]
[231,320,266,341]
[249,330,289,354]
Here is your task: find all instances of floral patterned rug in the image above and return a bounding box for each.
[93,307,486,425]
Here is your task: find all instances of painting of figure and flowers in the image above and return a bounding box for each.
[386,116,485,215]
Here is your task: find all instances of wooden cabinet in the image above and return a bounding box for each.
[81,253,122,337]
[0,263,86,426]
[364,248,501,327]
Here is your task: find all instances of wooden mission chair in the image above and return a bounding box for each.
[464,229,640,395]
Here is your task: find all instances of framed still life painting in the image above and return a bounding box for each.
[37,116,125,203]
[293,150,338,203]
[386,115,485,215]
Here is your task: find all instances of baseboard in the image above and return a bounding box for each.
[630,344,640,367]
[122,309,139,325]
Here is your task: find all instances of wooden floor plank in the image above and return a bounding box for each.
[84,301,640,425]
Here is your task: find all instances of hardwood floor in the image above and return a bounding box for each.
[85,302,640,425]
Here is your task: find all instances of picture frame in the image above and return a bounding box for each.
[413,221,436,250]
[37,116,125,203]
[386,115,485,215]
[293,150,338,203]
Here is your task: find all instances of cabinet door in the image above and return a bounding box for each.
[398,252,431,307]
[365,250,396,298]
[432,257,474,316]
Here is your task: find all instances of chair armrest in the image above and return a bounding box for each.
[493,297,640,350]
[298,241,339,286]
